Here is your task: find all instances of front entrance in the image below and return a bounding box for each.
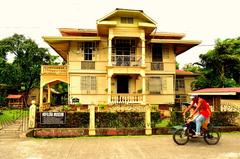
[117,76,129,93]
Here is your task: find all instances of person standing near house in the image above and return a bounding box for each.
[183,95,212,136]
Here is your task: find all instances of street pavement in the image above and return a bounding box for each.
[0,134,240,159]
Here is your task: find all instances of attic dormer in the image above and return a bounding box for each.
[97,8,157,36]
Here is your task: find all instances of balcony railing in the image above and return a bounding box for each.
[111,55,142,66]
[151,62,164,71]
[81,61,95,70]
[41,65,67,74]
[110,94,143,104]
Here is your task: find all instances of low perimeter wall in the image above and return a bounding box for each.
[30,126,240,138]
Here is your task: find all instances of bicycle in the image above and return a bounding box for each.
[173,116,221,145]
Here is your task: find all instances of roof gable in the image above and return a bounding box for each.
[97,8,157,25]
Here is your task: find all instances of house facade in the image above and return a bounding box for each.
[40,8,200,111]
[175,70,200,105]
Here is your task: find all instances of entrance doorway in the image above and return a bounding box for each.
[117,76,129,93]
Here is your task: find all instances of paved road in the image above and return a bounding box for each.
[0,134,240,159]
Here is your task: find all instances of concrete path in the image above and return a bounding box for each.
[0,134,240,159]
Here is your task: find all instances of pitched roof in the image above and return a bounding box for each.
[176,70,200,76]
[191,87,240,95]
[6,94,23,99]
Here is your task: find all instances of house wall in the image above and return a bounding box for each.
[65,15,177,105]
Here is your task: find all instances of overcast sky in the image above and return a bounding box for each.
[1,0,240,68]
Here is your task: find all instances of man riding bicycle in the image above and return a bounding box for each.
[183,94,212,137]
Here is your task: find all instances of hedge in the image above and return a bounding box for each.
[36,112,162,128]
[170,111,239,126]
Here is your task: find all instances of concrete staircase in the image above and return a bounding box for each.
[0,120,24,139]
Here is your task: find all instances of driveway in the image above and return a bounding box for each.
[0,134,240,159]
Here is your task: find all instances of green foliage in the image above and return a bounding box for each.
[169,111,184,126]
[183,63,202,73]
[36,112,89,128]
[192,37,240,89]
[0,34,60,106]
[62,105,71,111]
[211,111,239,126]
[98,104,107,110]
[176,61,180,69]
[170,111,239,126]
[75,102,82,107]
[95,112,145,128]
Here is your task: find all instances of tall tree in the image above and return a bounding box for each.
[0,34,59,106]
[192,37,240,90]
[183,63,202,73]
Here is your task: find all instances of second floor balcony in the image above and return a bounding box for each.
[41,65,67,74]
[111,55,142,67]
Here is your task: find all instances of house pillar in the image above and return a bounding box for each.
[145,104,152,135]
[108,37,112,66]
[89,104,96,136]
[39,86,43,112]
[28,100,36,129]
[141,72,146,105]
[47,84,51,103]
[107,76,112,104]
[141,38,146,67]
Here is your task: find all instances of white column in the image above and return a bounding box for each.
[108,38,112,66]
[28,100,36,129]
[107,76,111,104]
[141,38,146,67]
[145,104,152,135]
[89,104,96,136]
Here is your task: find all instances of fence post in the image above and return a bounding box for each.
[28,100,36,129]
[145,104,152,135]
[89,104,96,136]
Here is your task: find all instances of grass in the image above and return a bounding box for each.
[0,108,29,128]
[154,118,170,128]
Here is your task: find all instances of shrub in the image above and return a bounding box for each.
[210,111,239,126]
[169,111,240,126]
[36,112,89,128]
[95,112,145,128]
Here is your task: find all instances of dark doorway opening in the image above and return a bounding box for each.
[117,76,129,93]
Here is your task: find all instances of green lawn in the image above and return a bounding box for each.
[154,118,170,128]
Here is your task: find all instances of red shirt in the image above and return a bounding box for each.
[192,98,211,118]
[199,99,211,118]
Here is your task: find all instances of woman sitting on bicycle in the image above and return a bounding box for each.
[183,94,212,137]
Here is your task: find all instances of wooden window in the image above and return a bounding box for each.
[79,42,96,61]
[148,77,167,94]
[121,17,134,24]
[149,77,162,94]
[176,78,185,91]
[81,76,96,94]
[152,44,163,62]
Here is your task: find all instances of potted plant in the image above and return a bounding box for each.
[98,103,108,112]
[76,102,82,111]
[62,105,71,112]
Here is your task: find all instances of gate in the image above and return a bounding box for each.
[0,106,29,139]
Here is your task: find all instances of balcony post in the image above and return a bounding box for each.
[47,84,51,103]
[141,37,146,67]
[107,76,112,104]
[142,76,146,105]
[108,37,113,66]
[39,85,43,112]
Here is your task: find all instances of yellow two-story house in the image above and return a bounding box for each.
[40,8,201,111]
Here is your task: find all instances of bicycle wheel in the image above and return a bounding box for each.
[173,128,189,145]
[203,128,220,145]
